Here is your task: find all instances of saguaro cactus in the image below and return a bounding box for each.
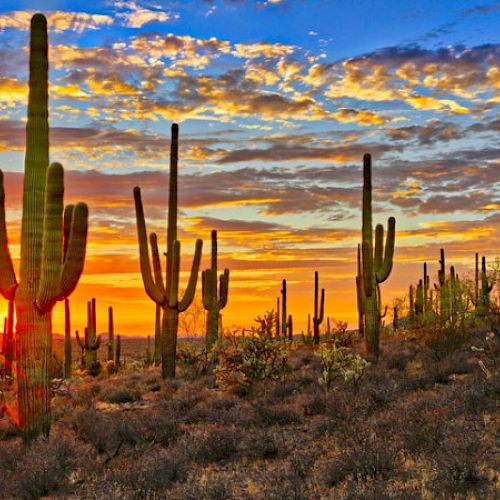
[287,314,293,340]
[478,256,493,314]
[360,154,395,360]
[0,14,88,440]
[115,334,121,370]
[64,299,71,379]
[3,300,14,379]
[134,124,202,378]
[76,299,101,373]
[107,306,114,362]
[312,271,325,345]
[355,244,365,336]
[281,279,287,337]
[202,229,229,349]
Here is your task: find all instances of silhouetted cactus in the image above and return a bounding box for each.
[281,279,287,338]
[276,297,280,338]
[312,271,325,345]
[415,279,424,318]
[134,123,202,378]
[107,306,114,362]
[64,299,71,379]
[437,248,450,320]
[0,14,88,440]
[202,229,229,349]
[154,304,161,366]
[360,154,395,360]
[76,298,101,374]
[2,300,14,379]
[115,334,121,370]
[145,335,153,366]
[477,256,493,314]
[287,314,293,340]
[356,244,365,336]
[392,306,399,330]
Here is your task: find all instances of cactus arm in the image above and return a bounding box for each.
[150,232,166,298]
[178,238,203,312]
[374,224,384,271]
[36,163,64,312]
[219,269,229,309]
[361,238,374,296]
[376,217,395,283]
[169,240,180,309]
[62,204,73,258]
[319,288,325,324]
[57,202,88,300]
[75,330,85,350]
[0,171,17,299]
[202,269,213,310]
[133,186,166,306]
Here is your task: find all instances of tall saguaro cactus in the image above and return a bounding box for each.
[107,306,114,362]
[312,271,325,345]
[360,154,395,361]
[134,124,202,379]
[355,244,365,337]
[0,14,88,440]
[281,279,287,338]
[202,229,229,349]
[64,299,71,379]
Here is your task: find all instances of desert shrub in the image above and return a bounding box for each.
[430,426,486,495]
[322,433,397,486]
[177,344,213,378]
[100,386,140,404]
[135,407,180,446]
[166,472,233,500]
[260,451,318,500]
[330,321,354,347]
[241,429,279,459]
[257,403,302,426]
[421,321,470,360]
[316,342,369,392]
[72,407,140,454]
[301,390,326,416]
[187,427,241,464]
[212,334,290,389]
[102,447,187,499]
[0,434,76,499]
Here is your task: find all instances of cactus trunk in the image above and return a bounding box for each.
[0,15,88,441]
[134,124,202,379]
[64,299,71,379]
[360,154,395,361]
[281,279,287,337]
[107,306,114,362]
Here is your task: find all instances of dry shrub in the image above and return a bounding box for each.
[186,427,241,464]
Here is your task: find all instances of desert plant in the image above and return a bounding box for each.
[359,154,395,361]
[312,271,325,345]
[0,14,88,440]
[134,123,203,378]
[202,229,229,349]
[316,342,369,392]
[107,306,114,362]
[63,298,71,379]
[212,333,289,389]
[76,298,101,374]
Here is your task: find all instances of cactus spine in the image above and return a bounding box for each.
[361,154,395,360]
[64,298,71,379]
[134,124,202,379]
[0,15,88,440]
[107,306,114,362]
[202,229,229,349]
[312,271,325,345]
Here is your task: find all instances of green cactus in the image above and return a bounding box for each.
[392,306,399,331]
[276,297,280,338]
[281,279,287,338]
[144,335,153,366]
[2,300,14,379]
[312,271,325,345]
[0,14,88,440]
[107,306,114,362]
[423,262,430,319]
[360,154,395,361]
[76,299,101,374]
[202,229,229,349]
[115,334,121,370]
[64,298,71,379]
[134,123,202,378]
[478,256,493,314]
[356,244,365,337]
[154,303,161,366]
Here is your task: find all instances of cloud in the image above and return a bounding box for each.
[0,11,113,33]
[115,1,176,28]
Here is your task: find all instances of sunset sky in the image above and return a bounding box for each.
[0,0,499,336]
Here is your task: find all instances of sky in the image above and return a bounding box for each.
[0,0,498,336]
